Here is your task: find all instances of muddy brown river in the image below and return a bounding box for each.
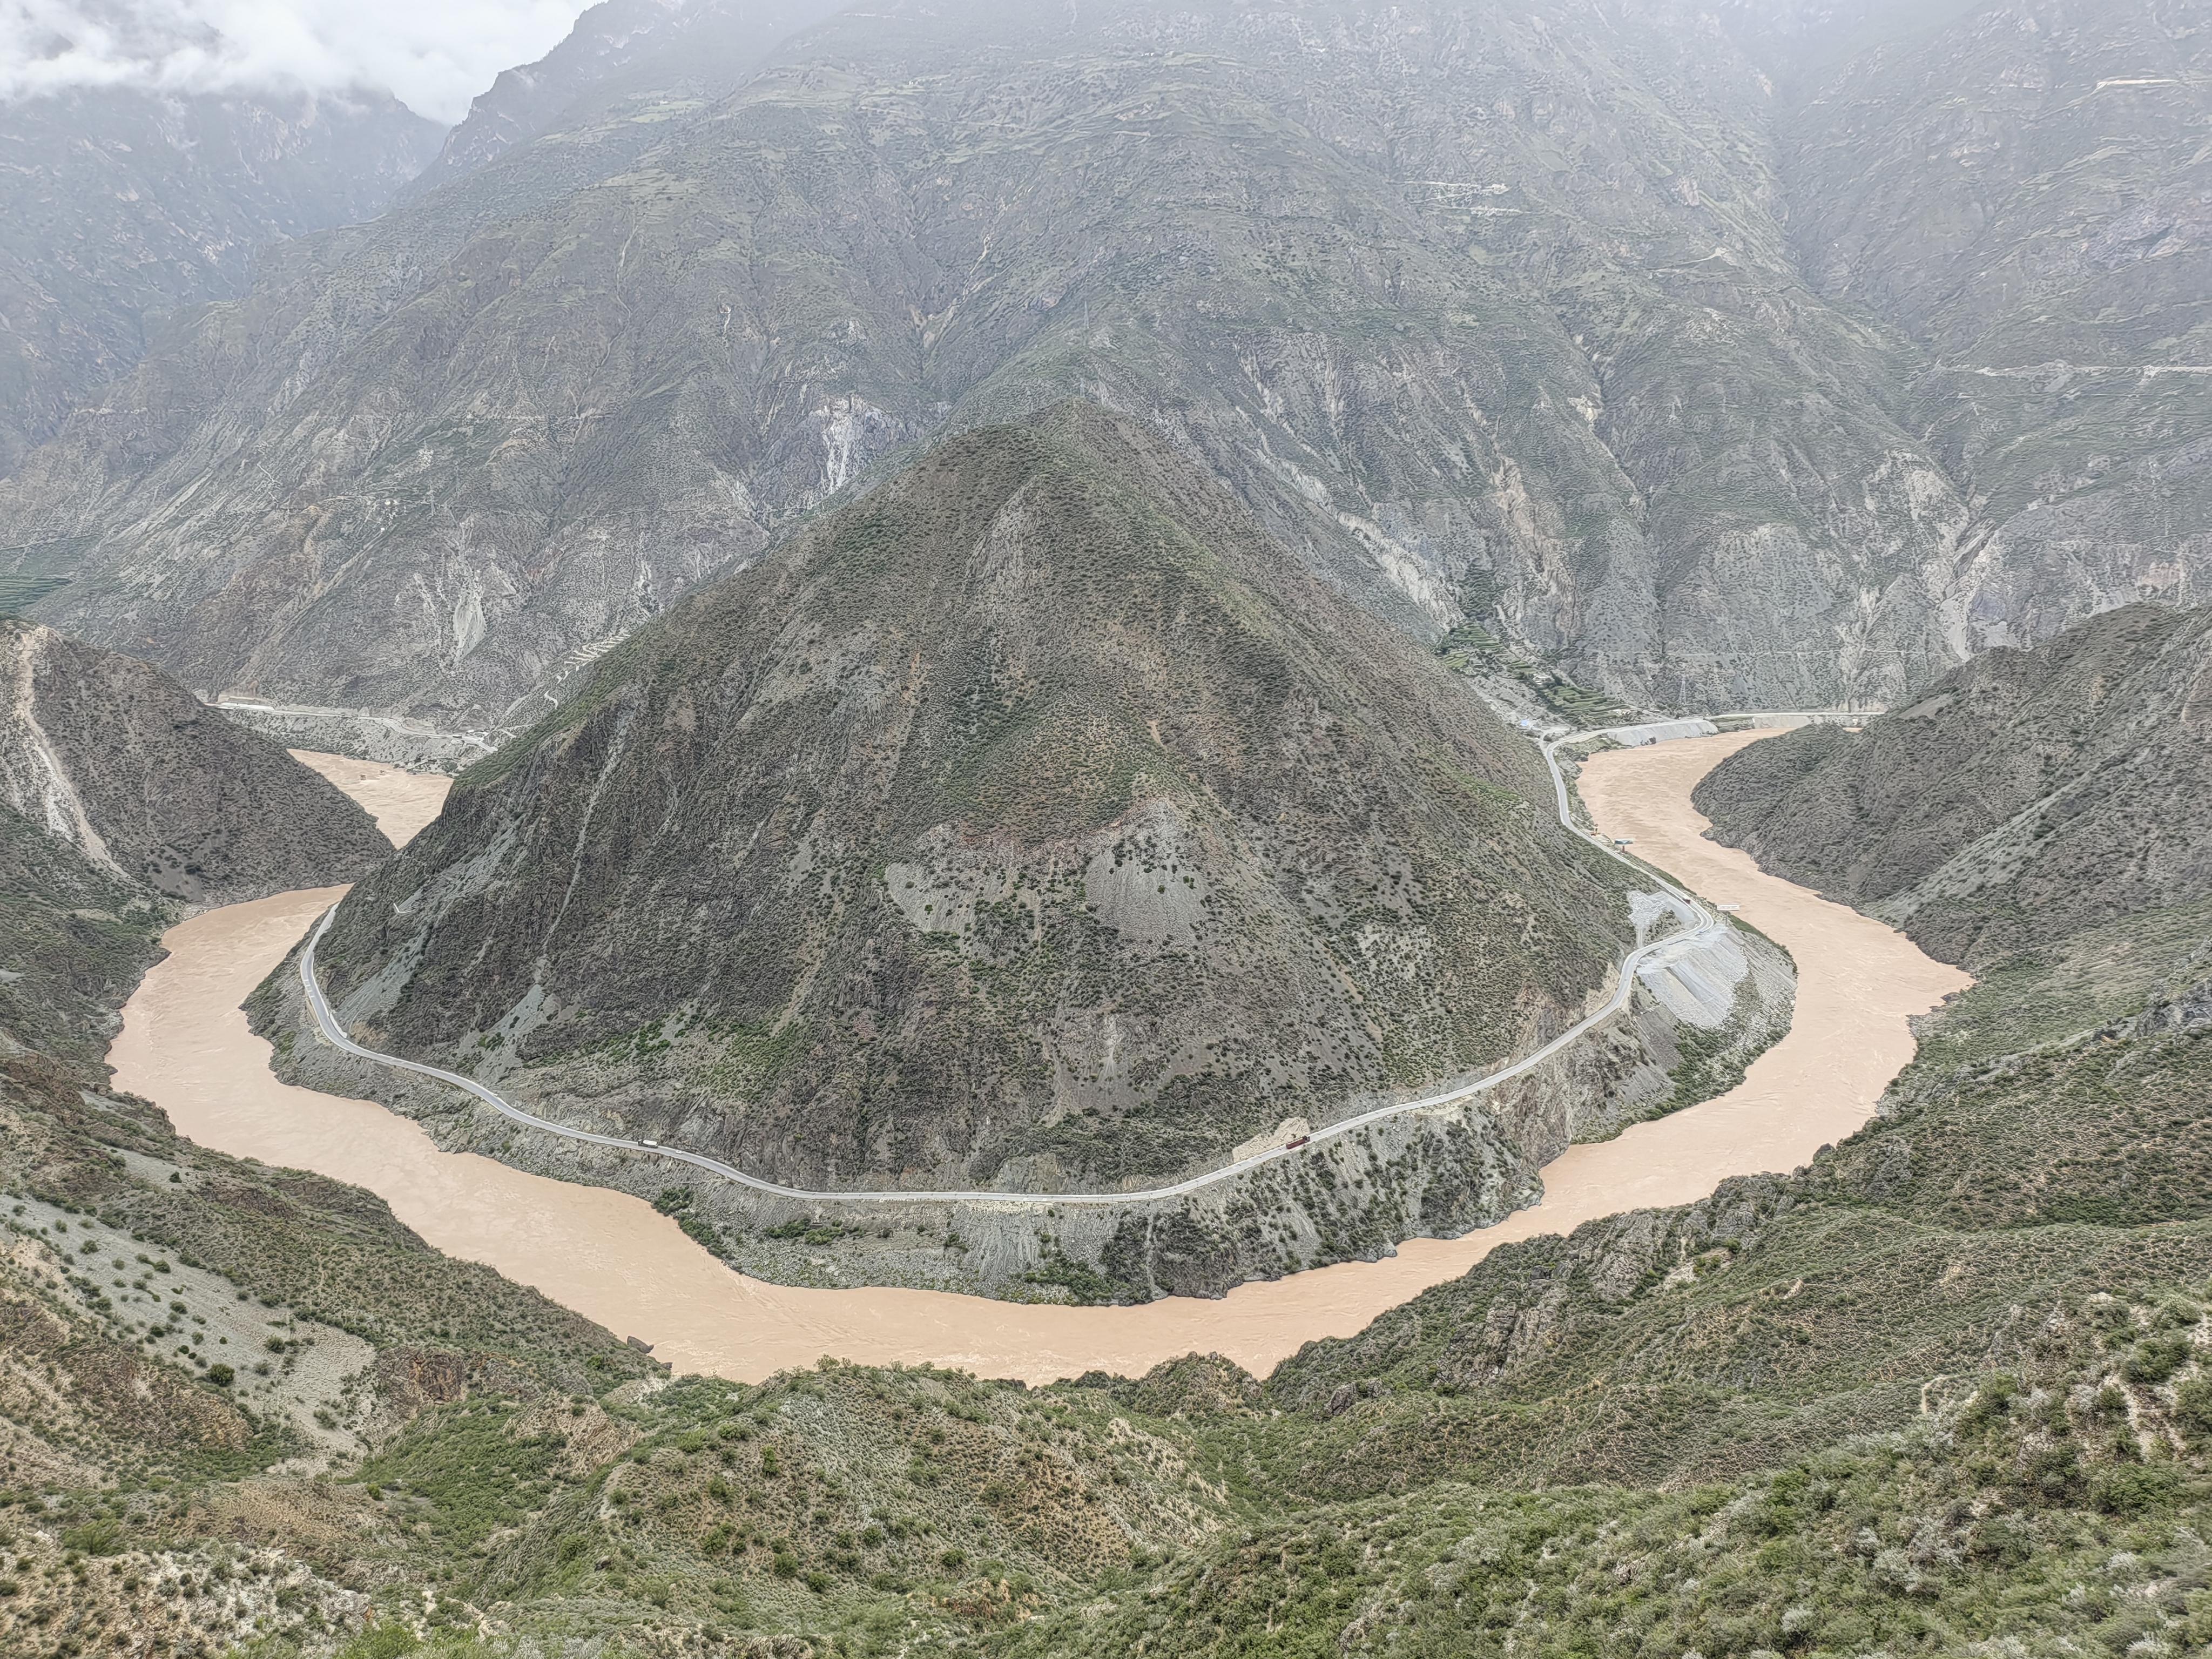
[108,734,1969,1384]
[287,750,451,847]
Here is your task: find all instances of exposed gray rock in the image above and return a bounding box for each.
[401,0,846,199]
[5,0,2201,722]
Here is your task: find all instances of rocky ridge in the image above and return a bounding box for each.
[0,618,392,908]
[0,617,394,1065]
[400,0,847,200]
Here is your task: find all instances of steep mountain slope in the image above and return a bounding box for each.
[0,87,440,483]
[0,802,162,1066]
[12,673,2212,1657]
[8,0,2197,728]
[0,617,390,1064]
[0,618,392,907]
[1773,0,2212,647]
[402,0,845,198]
[1694,601,2212,966]
[306,404,1635,1196]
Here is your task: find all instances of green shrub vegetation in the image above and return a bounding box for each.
[310,407,1638,1238]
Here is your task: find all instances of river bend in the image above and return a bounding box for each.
[107,734,1968,1384]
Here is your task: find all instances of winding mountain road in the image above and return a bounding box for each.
[295,723,1731,1210]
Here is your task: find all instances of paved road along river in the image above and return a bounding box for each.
[107,734,1969,1384]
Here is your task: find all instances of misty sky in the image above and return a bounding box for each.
[0,0,595,123]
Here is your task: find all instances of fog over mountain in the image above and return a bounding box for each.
[1,0,587,121]
[0,82,440,481]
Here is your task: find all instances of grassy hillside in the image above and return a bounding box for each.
[13,617,2212,1657]
[10,752,2212,1658]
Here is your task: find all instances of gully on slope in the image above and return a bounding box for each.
[106,732,1968,1384]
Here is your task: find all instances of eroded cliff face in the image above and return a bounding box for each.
[5,0,2198,726]
[397,0,848,201]
[0,618,392,907]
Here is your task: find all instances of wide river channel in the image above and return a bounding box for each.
[108,733,1968,1384]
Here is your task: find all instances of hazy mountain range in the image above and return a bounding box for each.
[0,0,2202,731]
[0,86,440,487]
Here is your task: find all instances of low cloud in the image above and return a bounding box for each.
[1,0,592,124]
